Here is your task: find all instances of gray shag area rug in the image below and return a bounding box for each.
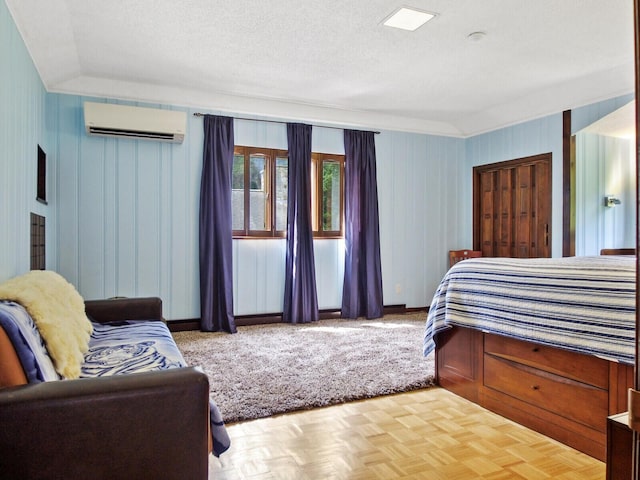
[173,313,435,424]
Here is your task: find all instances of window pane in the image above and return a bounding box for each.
[232,154,245,231]
[275,156,288,231]
[249,155,268,230]
[322,160,341,231]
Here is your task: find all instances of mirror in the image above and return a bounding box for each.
[575,100,636,255]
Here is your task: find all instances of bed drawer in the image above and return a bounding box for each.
[484,334,609,389]
[484,354,608,431]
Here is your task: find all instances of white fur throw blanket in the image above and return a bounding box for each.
[0,270,93,379]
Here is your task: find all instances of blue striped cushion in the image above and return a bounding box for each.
[0,301,59,382]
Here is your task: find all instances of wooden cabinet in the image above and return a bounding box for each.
[436,326,634,461]
[474,153,552,258]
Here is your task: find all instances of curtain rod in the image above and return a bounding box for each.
[192,112,380,134]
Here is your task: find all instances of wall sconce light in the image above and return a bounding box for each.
[604,195,622,207]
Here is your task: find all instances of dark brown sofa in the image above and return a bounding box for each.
[0,297,211,480]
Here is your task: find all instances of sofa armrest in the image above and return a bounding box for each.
[84,297,163,323]
[0,368,209,480]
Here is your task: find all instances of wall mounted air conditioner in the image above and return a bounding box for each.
[84,102,186,143]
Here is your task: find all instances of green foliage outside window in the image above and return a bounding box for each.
[322,161,341,231]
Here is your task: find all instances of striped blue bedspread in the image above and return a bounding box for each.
[423,256,636,364]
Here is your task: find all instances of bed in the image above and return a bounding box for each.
[423,255,636,461]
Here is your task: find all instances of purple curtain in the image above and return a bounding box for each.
[199,115,237,333]
[342,129,384,319]
[282,123,319,324]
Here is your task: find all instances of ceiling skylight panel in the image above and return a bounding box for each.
[382,7,436,31]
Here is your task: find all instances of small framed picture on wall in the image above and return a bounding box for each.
[36,144,47,204]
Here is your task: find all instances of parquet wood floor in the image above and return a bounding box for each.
[208,387,604,479]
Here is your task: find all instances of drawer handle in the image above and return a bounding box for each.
[532,347,539,352]
[532,385,540,390]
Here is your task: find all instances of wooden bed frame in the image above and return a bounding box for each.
[435,325,634,461]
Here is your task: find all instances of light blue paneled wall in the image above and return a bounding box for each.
[572,95,636,255]
[51,95,204,320]
[377,130,466,307]
[575,133,635,254]
[465,115,565,256]
[49,96,466,318]
[0,1,54,282]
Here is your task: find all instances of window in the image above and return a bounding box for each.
[232,146,344,238]
[233,146,288,237]
[311,153,344,237]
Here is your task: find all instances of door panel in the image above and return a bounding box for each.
[534,160,551,257]
[479,171,495,256]
[515,164,532,257]
[497,169,513,257]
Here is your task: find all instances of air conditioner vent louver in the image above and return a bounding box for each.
[84,102,186,143]
[87,127,176,141]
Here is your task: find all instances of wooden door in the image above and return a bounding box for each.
[474,153,552,258]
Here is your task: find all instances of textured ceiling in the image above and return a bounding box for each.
[6,0,635,137]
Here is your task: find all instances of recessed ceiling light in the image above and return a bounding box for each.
[383,7,436,32]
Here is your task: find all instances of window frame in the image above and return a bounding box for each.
[232,146,287,238]
[311,153,345,238]
[232,145,344,239]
